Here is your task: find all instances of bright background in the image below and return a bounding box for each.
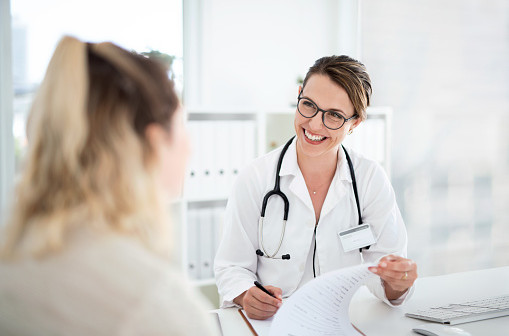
[3,0,509,281]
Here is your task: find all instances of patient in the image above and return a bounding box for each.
[0,36,218,336]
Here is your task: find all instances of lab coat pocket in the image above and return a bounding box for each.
[257,254,298,296]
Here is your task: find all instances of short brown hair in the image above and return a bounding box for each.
[302,55,372,121]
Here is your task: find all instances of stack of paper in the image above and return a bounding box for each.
[239,264,375,336]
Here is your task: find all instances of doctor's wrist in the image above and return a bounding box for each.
[233,291,247,307]
[382,279,408,300]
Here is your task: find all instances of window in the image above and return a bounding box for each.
[361,0,509,275]
[11,0,183,169]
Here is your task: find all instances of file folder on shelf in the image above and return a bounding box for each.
[215,122,231,197]
[198,207,214,279]
[212,206,225,255]
[186,208,200,279]
[185,118,257,200]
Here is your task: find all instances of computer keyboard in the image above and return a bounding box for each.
[405,294,509,325]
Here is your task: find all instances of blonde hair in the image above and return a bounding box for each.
[1,36,179,258]
[303,55,372,121]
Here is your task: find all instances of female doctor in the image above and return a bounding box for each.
[214,55,418,320]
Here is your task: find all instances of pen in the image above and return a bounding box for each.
[254,280,276,298]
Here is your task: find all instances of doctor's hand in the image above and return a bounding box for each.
[368,255,418,301]
[234,285,283,320]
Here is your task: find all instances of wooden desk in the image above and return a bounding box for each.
[218,266,509,335]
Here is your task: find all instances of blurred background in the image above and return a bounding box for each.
[1,0,508,301]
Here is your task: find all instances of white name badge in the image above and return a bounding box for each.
[338,223,376,252]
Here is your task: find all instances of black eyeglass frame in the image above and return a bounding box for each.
[297,90,358,130]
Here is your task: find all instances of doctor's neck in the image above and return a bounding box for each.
[296,143,338,179]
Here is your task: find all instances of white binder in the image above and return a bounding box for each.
[242,120,256,168]
[229,121,244,184]
[185,122,199,197]
[202,121,217,199]
[198,207,214,279]
[187,208,200,279]
[212,205,225,259]
[215,122,231,198]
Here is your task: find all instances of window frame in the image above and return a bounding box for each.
[0,0,15,215]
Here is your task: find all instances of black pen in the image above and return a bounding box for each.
[254,280,276,298]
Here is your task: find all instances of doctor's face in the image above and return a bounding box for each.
[294,74,361,159]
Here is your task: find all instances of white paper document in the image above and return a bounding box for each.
[239,312,273,336]
[267,264,375,336]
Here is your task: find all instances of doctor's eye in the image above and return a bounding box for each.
[302,99,315,109]
[298,99,317,117]
[325,111,344,122]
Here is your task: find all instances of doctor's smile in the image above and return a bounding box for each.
[303,128,327,143]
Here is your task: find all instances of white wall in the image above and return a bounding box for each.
[184,0,360,109]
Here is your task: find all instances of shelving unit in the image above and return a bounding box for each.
[175,106,392,308]
[174,108,258,308]
[343,107,393,175]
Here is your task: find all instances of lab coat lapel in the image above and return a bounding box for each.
[320,147,352,218]
[279,137,314,211]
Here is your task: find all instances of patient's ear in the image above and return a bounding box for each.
[144,110,190,197]
[145,123,168,163]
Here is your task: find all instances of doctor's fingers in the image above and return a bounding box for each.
[264,285,283,300]
[379,255,414,269]
[377,269,418,293]
[245,286,282,309]
[377,267,417,282]
[369,258,416,277]
[244,304,278,320]
[249,285,282,306]
[243,295,279,319]
[378,257,417,275]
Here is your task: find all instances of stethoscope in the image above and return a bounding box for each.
[255,136,370,266]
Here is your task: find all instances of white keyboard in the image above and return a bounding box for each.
[405,294,509,325]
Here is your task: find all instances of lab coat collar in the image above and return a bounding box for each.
[278,136,352,184]
[336,146,353,183]
[278,137,299,177]
[320,146,352,218]
[321,146,353,218]
[278,137,353,214]
[279,137,310,210]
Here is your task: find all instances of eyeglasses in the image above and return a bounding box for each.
[297,92,358,130]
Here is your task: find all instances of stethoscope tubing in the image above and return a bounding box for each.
[257,136,369,260]
[258,136,294,258]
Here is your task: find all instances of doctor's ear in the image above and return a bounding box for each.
[350,116,363,130]
[298,85,302,96]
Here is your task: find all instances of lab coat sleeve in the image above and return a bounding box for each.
[214,164,265,308]
[357,160,415,306]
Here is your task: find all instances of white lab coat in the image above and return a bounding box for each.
[214,137,413,308]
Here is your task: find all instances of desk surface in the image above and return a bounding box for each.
[217,266,509,336]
